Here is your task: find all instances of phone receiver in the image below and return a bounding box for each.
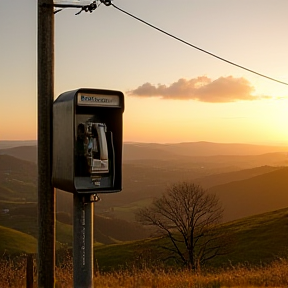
[106,131,115,186]
[95,123,108,161]
[90,123,115,187]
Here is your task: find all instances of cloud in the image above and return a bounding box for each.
[127,76,272,103]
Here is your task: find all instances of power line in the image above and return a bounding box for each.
[111,3,288,86]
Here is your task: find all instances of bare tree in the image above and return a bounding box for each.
[136,182,231,270]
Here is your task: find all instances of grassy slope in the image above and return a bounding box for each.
[94,207,288,271]
[0,226,37,255]
[0,205,149,247]
[0,155,37,202]
[212,207,288,266]
[1,206,288,271]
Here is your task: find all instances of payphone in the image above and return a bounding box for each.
[52,88,124,194]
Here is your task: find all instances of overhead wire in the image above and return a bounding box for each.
[110,3,288,86]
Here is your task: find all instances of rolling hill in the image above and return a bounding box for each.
[194,165,283,189]
[1,141,288,162]
[97,163,287,221]
[0,203,149,246]
[0,141,287,243]
[0,140,36,150]
[0,155,37,202]
[1,206,288,270]
[94,206,288,270]
[1,140,287,269]
[209,167,288,222]
[0,225,37,255]
[1,144,287,223]
[123,141,288,158]
[0,146,37,163]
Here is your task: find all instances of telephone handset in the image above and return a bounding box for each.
[86,122,108,170]
[83,122,114,186]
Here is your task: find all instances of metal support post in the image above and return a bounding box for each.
[73,194,94,288]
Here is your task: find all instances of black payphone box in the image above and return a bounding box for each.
[52,88,124,194]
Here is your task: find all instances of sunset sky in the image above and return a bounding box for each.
[1,0,288,144]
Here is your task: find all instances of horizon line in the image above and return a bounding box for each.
[0,139,287,147]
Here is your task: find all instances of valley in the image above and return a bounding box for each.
[0,140,287,270]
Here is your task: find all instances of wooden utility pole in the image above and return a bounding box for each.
[37,0,55,287]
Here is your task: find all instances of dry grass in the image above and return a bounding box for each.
[0,254,27,287]
[0,255,288,288]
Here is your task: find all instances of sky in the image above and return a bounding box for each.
[1,0,288,145]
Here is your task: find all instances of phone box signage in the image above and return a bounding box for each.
[52,88,124,194]
[78,93,120,107]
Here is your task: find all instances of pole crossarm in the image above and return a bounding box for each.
[42,1,98,14]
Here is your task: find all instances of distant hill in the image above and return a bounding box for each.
[1,151,287,224]
[0,140,36,150]
[0,142,287,223]
[4,161,287,247]
[209,167,288,222]
[0,155,37,202]
[124,141,288,159]
[1,141,287,163]
[194,166,283,189]
[96,164,287,222]
[0,146,37,163]
[0,155,37,181]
